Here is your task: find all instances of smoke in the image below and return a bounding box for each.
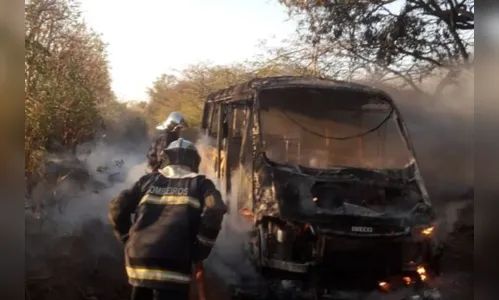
[54,142,147,224]
[25,137,149,290]
[196,135,262,289]
[392,87,473,198]
[25,130,257,295]
[365,69,474,241]
[27,141,147,229]
[24,67,478,298]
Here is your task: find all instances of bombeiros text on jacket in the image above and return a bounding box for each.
[147,186,189,196]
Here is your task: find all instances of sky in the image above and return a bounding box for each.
[80,0,298,102]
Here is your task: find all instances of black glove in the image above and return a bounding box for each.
[194,241,213,262]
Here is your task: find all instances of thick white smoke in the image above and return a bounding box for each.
[25,139,149,289]
[383,72,474,239]
[195,134,261,290]
[26,141,147,232]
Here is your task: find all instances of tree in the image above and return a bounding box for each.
[146,60,315,127]
[253,37,361,78]
[278,0,474,94]
[25,0,115,179]
[146,63,251,127]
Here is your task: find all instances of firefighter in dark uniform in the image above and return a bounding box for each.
[146,111,187,172]
[109,138,227,300]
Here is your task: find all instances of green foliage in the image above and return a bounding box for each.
[25,0,115,179]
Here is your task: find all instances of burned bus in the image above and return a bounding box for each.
[200,76,443,299]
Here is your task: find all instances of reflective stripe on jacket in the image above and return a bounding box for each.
[108,165,227,289]
[139,194,201,208]
[126,266,191,284]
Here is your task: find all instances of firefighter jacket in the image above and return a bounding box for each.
[146,132,180,171]
[108,165,227,290]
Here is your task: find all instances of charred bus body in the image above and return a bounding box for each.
[201,77,443,299]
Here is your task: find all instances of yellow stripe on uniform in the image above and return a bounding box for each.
[197,235,216,247]
[126,266,191,283]
[139,194,201,209]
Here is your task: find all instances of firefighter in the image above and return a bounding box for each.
[146,111,187,172]
[109,138,227,300]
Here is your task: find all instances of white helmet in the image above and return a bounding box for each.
[156,111,187,132]
[160,138,201,172]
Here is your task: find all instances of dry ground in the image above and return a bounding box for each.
[25,197,473,300]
